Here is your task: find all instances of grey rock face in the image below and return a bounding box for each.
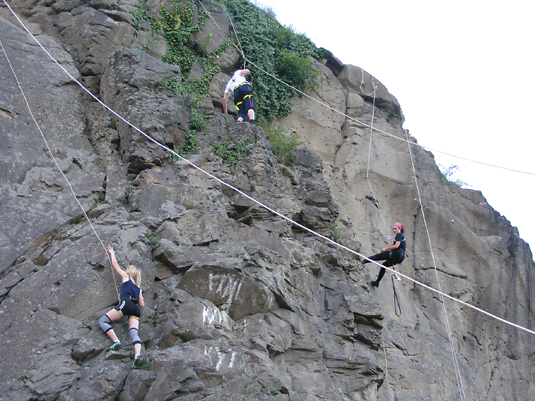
[100,47,190,176]
[0,2,534,401]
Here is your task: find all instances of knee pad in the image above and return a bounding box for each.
[98,314,112,333]
[129,327,141,345]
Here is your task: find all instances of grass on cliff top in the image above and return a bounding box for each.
[265,125,301,165]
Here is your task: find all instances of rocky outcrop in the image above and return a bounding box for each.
[1,1,534,400]
[100,47,190,176]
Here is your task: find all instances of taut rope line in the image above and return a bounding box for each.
[3,0,535,339]
[0,37,121,302]
[405,128,467,401]
[362,75,395,400]
[197,0,534,176]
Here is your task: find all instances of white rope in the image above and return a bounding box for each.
[0,36,121,302]
[360,67,379,97]
[405,129,467,401]
[199,0,534,176]
[196,0,247,70]
[365,82,390,237]
[197,0,245,59]
[362,78,394,399]
[4,0,535,341]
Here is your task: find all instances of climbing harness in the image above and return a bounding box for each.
[235,93,253,111]
[233,83,254,112]
[234,81,250,90]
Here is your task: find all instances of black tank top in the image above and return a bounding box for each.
[120,278,140,302]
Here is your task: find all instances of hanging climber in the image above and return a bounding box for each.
[97,246,145,369]
[222,68,255,125]
[363,222,406,287]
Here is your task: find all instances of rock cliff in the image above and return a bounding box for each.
[1,1,534,400]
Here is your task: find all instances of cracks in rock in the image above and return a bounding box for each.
[353,332,380,350]
[391,340,417,357]
[271,291,293,312]
[71,157,84,171]
[0,107,14,119]
[228,205,253,225]
[365,195,378,208]
[353,312,383,328]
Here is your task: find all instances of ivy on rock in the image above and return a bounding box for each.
[132,0,324,154]
[224,0,322,123]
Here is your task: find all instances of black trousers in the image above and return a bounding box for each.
[366,251,404,283]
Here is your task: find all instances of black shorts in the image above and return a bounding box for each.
[234,84,254,119]
[115,298,141,318]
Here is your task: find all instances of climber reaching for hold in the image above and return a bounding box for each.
[363,223,406,287]
[222,68,255,125]
[98,246,145,369]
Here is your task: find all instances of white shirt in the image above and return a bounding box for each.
[224,70,248,95]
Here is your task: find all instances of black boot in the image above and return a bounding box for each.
[371,280,379,287]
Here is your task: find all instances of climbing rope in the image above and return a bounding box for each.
[360,67,379,97]
[198,1,535,177]
[0,37,121,302]
[405,128,467,401]
[196,0,247,69]
[3,0,535,343]
[361,73,397,399]
[391,276,402,317]
[365,80,390,237]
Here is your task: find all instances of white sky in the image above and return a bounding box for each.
[254,0,535,253]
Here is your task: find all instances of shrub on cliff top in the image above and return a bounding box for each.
[224,0,321,123]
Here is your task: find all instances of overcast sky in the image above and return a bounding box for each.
[254,0,535,252]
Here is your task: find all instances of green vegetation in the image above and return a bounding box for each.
[213,141,251,172]
[224,0,321,123]
[146,233,160,249]
[132,0,324,156]
[179,132,199,156]
[265,125,300,165]
[438,164,470,188]
[132,0,231,154]
[332,227,341,244]
[71,215,84,225]
[89,191,106,211]
[160,1,230,136]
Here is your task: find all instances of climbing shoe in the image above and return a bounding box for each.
[370,280,379,288]
[110,341,122,350]
[132,355,144,369]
